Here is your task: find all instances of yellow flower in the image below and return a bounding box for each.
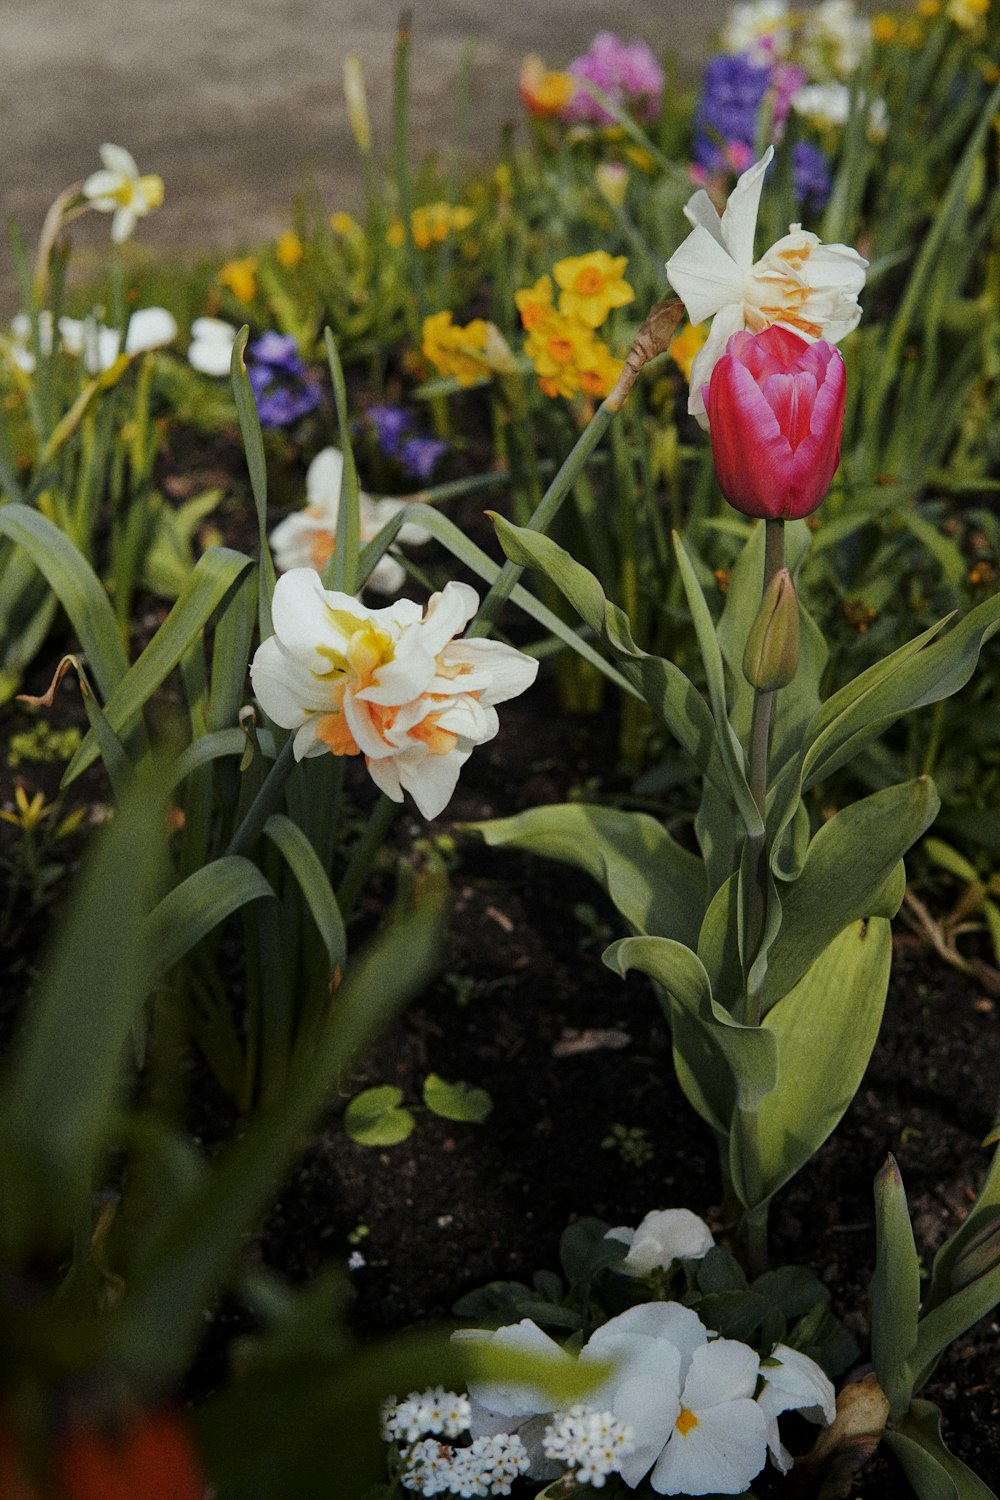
[872,12,899,40]
[276,230,304,269]
[553,251,634,330]
[515,274,554,331]
[218,257,259,303]
[387,218,406,248]
[916,0,940,13]
[422,310,496,386]
[669,321,707,382]
[519,55,576,118]
[577,340,624,399]
[946,0,988,27]
[524,309,600,399]
[330,211,362,238]
[410,203,475,251]
[622,145,656,173]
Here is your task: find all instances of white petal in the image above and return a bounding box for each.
[270,568,368,660]
[719,145,774,267]
[620,1208,715,1275]
[757,1344,836,1428]
[651,1399,768,1496]
[364,752,404,802]
[366,552,407,594]
[111,205,137,243]
[125,306,177,353]
[687,303,745,425]
[397,742,468,818]
[417,580,480,657]
[269,509,334,574]
[444,638,539,706]
[249,636,333,725]
[681,1340,760,1410]
[682,187,724,242]
[306,447,345,508]
[82,170,121,202]
[458,1320,574,1419]
[666,225,745,326]
[99,142,139,178]
[586,1302,708,1373]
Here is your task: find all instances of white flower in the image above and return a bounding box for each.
[791,82,889,140]
[7,312,54,373]
[249,573,538,819]
[82,143,165,242]
[665,146,868,425]
[270,446,430,595]
[720,0,791,61]
[187,316,238,376]
[756,1343,836,1473]
[579,1303,769,1495]
[124,306,178,354]
[800,0,871,78]
[54,306,176,373]
[543,1405,635,1487]
[605,1208,715,1275]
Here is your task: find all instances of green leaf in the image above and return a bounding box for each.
[885,1399,998,1500]
[344,1086,416,1146]
[604,937,777,1139]
[912,1254,1000,1394]
[697,1290,771,1342]
[468,803,706,948]
[147,856,275,975]
[871,1153,921,1418]
[422,1073,492,1124]
[63,546,252,784]
[0,501,130,699]
[560,1217,623,1285]
[324,329,361,596]
[926,1140,1000,1313]
[760,779,939,1012]
[802,592,1000,789]
[262,814,347,978]
[230,326,276,640]
[494,517,757,825]
[755,919,892,1203]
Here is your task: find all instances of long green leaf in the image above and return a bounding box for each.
[230,326,276,640]
[147,856,275,975]
[871,1154,921,1418]
[885,1399,998,1500]
[262,814,347,976]
[63,547,252,784]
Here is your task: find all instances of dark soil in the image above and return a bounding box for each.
[2,430,999,1498]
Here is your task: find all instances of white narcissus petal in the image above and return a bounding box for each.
[439,639,540,705]
[249,636,334,727]
[99,142,140,178]
[682,187,724,241]
[111,206,137,244]
[397,743,468,819]
[306,447,346,510]
[719,144,774,266]
[188,318,237,376]
[687,303,745,425]
[417,581,481,657]
[666,225,747,327]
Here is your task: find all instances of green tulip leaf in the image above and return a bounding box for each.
[871,1154,921,1418]
[422,1074,493,1124]
[468,803,706,948]
[344,1086,416,1146]
[884,1399,998,1500]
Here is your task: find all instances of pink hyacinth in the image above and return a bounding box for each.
[563,32,664,124]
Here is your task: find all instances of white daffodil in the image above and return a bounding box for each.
[605,1208,715,1276]
[249,572,538,819]
[665,146,868,425]
[58,307,176,373]
[270,446,430,595]
[800,0,872,78]
[720,0,791,61]
[791,82,889,140]
[187,316,238,377]
[579,1303,769,1495]
[83,143,164,243]
[755,1343,836,1473]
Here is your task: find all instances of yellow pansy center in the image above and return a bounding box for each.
[675,1408,699,1437]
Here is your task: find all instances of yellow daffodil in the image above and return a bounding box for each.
[871,12,898,40]
[553,251,634,330]
[514,275,554,331]
[519,55,576,118]
[82,143,164,243]
[577,340,624,399]
[669,321,708,382]
[524,310,596,400]
[218,257,259,303]
[422,311,513,386]
[330,211,363,238]
[275,230,304,270]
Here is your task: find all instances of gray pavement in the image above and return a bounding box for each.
[0,2,731,315]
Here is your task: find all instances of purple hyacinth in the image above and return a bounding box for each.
[693,53,772,172]
[792,141,832,212]
[399,436,448,481]
[563,32,664,124]
[249,330,303,374]
[246,333,321,427]
[367,403,413,459]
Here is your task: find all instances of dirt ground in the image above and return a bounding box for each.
[0,0,731,316]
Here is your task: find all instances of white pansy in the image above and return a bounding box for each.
[606,1208,715,1275]
[250,572,538,820]
[270,446,431,594]
[665,146,868,424]
[721,0,791,60]
[187,316,238,377]
[756,1343,836,1473]
[579,1303,769,1495]
[82,142,165,243]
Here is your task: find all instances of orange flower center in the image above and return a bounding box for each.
[574,266,607,296]
[675,1407,699,1437]
[546,335,575,364]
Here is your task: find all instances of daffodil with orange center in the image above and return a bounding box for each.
[250,573,538,818]
[515,275,554,332]
[553,251,634,329]
[519,54,577,118]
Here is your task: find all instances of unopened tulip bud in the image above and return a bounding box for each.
[743,567,800,691]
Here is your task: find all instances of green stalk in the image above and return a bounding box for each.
[225,735,298,858]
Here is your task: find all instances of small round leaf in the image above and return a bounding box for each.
[422,1073,493,1124]
[344,1085,415,1146]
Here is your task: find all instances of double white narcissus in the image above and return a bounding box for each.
[249,572,538,819]
[665,145,867,425]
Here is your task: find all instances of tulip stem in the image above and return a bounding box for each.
[744,519,785,1013]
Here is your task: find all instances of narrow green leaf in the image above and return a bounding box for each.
[262,814,347,976]
[871,1153,921,1418]
[230,326,276,639]
[147,856,275,975]
[885,1399,998,1500]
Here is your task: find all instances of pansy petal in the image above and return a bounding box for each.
[682,1339,760,1410]
[651,1398,768,1496]
[458,1319,574,1418]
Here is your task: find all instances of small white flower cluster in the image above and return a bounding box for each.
[382,1387,473,1443]
[382,1390,529,1498]
[402,1433,530,1497]
[7,307,178,376]
[542,1405,635,1488]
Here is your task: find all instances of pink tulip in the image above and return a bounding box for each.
[705,326,846,520]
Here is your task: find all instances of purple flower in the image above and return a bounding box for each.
[564,32,664,124]
[399,436,448,481]
[693,53,771,172]
[367,403,413,459]
[792,141,832,212]
[249,330,303,374]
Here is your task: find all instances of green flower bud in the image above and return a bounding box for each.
[743,568,800,691]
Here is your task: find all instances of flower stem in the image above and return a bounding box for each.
[224,734,298,858]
